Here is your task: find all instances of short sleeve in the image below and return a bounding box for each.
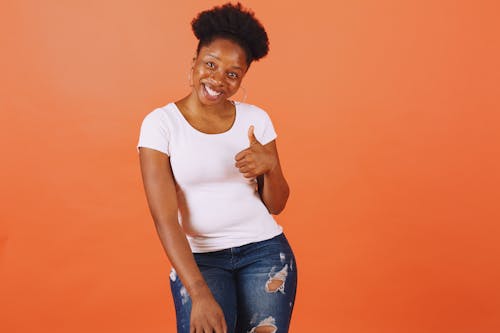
[136,109,170,155]
[258,110,277,145]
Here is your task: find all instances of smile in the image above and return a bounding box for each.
[204,84,222,97]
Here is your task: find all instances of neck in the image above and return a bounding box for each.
[182,92,233,116]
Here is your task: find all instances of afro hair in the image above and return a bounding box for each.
[191,2,269,66]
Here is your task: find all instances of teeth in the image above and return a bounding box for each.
[205,84,222,97]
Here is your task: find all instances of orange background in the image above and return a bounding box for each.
[1,1,499,332]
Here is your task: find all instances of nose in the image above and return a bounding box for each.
[208,69,224,86]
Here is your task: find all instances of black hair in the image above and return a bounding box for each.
[191,2,269,67]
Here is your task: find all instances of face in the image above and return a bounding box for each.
[191,38,249,106]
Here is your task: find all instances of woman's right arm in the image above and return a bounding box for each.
[138,147,227,333]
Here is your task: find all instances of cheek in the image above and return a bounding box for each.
[227,79,242,90]
[193,67,207,79]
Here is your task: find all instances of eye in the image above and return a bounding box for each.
[227,72,238,79]
[206,61,215,69]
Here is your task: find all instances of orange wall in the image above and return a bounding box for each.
[1,1,499,332]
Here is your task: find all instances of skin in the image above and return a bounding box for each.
[138,38,290,333]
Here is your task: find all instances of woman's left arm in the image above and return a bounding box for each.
[256,140,290,214]
[235,126,290,215]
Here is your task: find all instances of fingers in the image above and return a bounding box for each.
[235,157,258,174]
[234,148,250,161]
[235,152,259,178]
[248,125,258,145]
[189,296,227,333]
[205,316,226,333]
[234,126,266,178]
[215,319,226,333]
[190,312,226,333]
[216,308,226,333]
[191,323,223,333]
[236,125,260,161]
[238,166,252,174]
[222,319,227,333]
[235,157,253,168]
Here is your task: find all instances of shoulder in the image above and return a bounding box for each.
[142,103,176,122]
[235,102,273,121]
[235,101,268,114]
[140,103,181,131]
[234,102,277,143]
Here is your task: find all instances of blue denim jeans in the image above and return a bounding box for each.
[169,233,297,333]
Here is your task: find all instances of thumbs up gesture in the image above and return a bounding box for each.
[235,125,277,179]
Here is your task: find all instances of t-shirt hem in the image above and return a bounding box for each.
[136,144,169,156]
[261,134,278,146]
[188,227,284,253]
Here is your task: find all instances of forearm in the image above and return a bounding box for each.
[154,218,211,299]
[260,164,290,215]
[140,143,226,333]
[139,148,211,301]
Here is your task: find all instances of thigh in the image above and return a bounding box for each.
[170,253,238,333]
[235,234,298,333]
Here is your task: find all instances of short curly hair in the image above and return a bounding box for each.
[191,2,270,67]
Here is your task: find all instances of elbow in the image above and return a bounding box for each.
[268,188,290,215]
[268,201,287,215]
[269,206,285,215]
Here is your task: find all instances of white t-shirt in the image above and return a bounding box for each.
[137,101,283,252]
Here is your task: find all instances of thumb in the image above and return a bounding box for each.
[248,125,258,145]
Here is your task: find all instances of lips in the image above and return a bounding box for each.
[202,83,224,101]
[204,84,222,97]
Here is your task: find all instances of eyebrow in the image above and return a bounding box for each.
[207,53,220,60]
[206,54,243,70]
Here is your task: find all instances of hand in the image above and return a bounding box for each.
[235,126,277,178]
[190,293,227,333]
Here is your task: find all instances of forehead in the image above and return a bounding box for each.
[199,38,248,69]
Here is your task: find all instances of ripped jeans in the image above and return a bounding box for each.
[169,233,297,333]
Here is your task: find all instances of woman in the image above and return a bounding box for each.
[137,3,297,333]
